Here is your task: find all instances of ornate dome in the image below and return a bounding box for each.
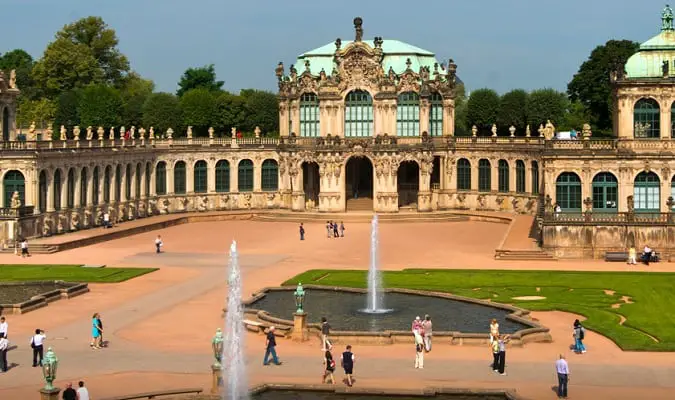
[625,5,675,78]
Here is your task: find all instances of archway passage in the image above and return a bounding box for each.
[302,162,320,207]
[397,161,419,208]
[345,156,373,211]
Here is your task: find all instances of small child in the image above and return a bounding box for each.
[340,345,355,387]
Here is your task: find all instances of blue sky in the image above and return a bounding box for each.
[1,0,664,94]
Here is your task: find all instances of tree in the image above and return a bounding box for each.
[559,100,591,133]
[526,88,568,129]
[453,83,468,136]
[0,49,39,99]
[497,89,528,133]
[240,89,279,134]
[77,84,123,128]
[120,72,155,127]
[215,91,247,134]
[142,92,182,134]
[567,39,639,134]
[16,98,56,129]
[179,88,217,136]
[176,64,224,97]
[54,90,81,130]
[466,88,499,133]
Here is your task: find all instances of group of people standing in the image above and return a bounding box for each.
[411,315,433,369]
[326,221,345,238]
[489,319,509,376]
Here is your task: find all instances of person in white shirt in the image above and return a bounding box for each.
[643,245,653,265]
[0,316,7,339]
[77,381,90,400]
[103,212,111,228]
[155,235,163,253]
[413,330,424,369]
[20,239,30,257]
[0,332,9,372]
[30,329,46,367]
[555,354,570,399]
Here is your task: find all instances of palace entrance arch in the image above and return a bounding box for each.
[345,156,373,211]
[397,161,419,208]
[302,161,320,208]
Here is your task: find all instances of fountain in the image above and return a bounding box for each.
[223,240,248,400]
[362,215,391,314]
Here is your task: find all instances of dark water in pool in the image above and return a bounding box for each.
[252,390,511,400]
[248,289,528,333]
[0,282,75,304]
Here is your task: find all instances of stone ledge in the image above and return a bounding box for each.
[0,281,89,315]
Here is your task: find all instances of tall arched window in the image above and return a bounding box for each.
[135,164,141,199]
[516,160,526,193]
[556,172,581,211]
[531,161,539,195]
[115,165,122,201]
[498,160,510,193]
[145,162,151,196]
[345,90,373,137]
[478,159,491,192]
[174,161,186,194]
[261,159,279,191]
[216,160,230,192]
[429,92,443,137]
[155,162,167,195]
[592,172,618,212]
[396,92,420,136]
[3,170,25,208]
[194,160,208,193]
[634,172,660,212]
[299,93,320,137]
[104,166,111,203]
[66,168,75,209]
[125,164,132,200]
[39,170,47,213]
[54,169,62,211]
[457,159,471,191]
[634,98,660,138]
[80,167,88,206]
[238,159,254,192]
[93,167,99,205]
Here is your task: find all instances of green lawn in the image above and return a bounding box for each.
[283,269,675,352]
[0,264,157,283]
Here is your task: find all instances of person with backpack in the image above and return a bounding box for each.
[322,349,336,384]
[573,319,586,354]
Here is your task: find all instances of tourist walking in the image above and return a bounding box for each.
[299,223,305,240]
[628,246,637,265]
[489,318,499,344]
[62,383,77,400]
[30,328,46,367]
[91,313,103,349]
[0,333,9,372]
[555,354,570,399]
[77,381,90,400]
[20,238,30,257]
[340,345,355,386]
[155,235,163,253]
[573,320,586,353]
[322,349,336,384]
[263,326,282,365]
[491,333,500,371]
[494,334,509,375]
[422,315,432,352]
[326,221,332,238]
[0,316,7,339]
[339,221,345,237]
[321,317,331,350]
[414,331,424,369]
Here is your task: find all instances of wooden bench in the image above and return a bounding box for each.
[605,251,628,262]
[100,387,203,400]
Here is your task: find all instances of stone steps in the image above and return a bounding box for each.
[346,198,374,211]
[252,212,469,224]
[1,243,58,254]
[494,249,556,261]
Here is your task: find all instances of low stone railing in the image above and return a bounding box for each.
[543,211,675,225]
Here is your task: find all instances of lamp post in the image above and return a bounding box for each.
[210,328,224,394]
[292,283,308,341]
[39,347,60,400]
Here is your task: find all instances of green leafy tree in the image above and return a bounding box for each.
[466,88,499,134]
[526,88,568,129]
[176,64,224,97]
[77,84,123,128]
[120,72,154,127]
[16,98,56,129]
[142,92,182,134]
[215,91,246,134]
[0,49,40,99]
[497,89,528,133]
[179,88,217,136]
[453,83,469,136]
[559,100,591,133]
[240,89,279,134]
[567,39,639,134]
[54,90,81,130]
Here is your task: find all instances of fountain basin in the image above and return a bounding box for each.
[243,286,551,346]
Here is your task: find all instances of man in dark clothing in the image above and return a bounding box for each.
[263,326,281,365]
[62,383,77,400]
[341,344,355,386]
[299,223,305,241]
[321,317,331,350]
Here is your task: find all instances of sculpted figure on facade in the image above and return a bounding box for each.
[149,127,155,139]
[109,127,115,140]
[130,126,136,139]
[86,126,93,140]
[187,126,193,139]
[97,126,104,140]
[84,208,92,227]
[231,127,237,139]
[208,127,214,139]
[120,126,126,139]
[70,212,80,230]
[525,125,531,137]
[42,216,52,236]
[471,125,478,137]
[73,126,81,140]
[491,124,498,137]
[354,17,363,41]
[29,122,36,139]
[166,128,173,139]
[544,120,555,140]
[9,69,17,89]
[60,125,67,141]
[10,191,21,208]
[139,127,146,140]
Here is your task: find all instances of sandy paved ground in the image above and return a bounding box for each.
[0,219,674,400]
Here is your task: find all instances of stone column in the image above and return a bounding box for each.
[86,169,94,206]
[46,174,54,212]
[509,160,517,194]
[186,162,194,194]
[120,166,128,202]
[661,101,672,139]
[291,169,304,211]
[207,161,216,193]
[279,101,290,137]
[231,161,239,193]
[167,165,175,194]
[149,164,157,197]
[74,168,82,207]
[618,96,633,139]
[140,165,148,198]
[417,158,432,212]
[290,99,300,135]
[39,388,60,400]
[26,169,36,209]
[490,160,498,192]
[661,178,671,212]
[525,163,533,194]
[419,98,430,135]
[443,99,455,136]
[253,161,262,192]
[60,171,68,210]
[292,312,309,342]
[336,104,345,136]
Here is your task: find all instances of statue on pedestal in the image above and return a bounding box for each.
[231,127,236,139]
[254,126,261,138]
[526,125,531,137]
[187,126,193,139]
[119,126,126,139]
[10,191,21,208]
[86,126,93,140]
[149,127,155,139]
[471,125,477,137]
[9,70,16,89]
[491,124,498,137]
[109,127,115,140]
[73,126,81,140]
[208,127,214,139]
[45,124,53,141]
[28,121,36,140]
[166,128,173,139]
[509,125,516,137]
[59,125,67,141]
[139,127,146,140]
[97,126,104,140]
[130,126,136,139]
[544,120,555,140]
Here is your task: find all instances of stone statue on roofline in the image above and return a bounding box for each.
[354,17,363,42]
[9,70,16,89]
[86,126,93,140]
[149,127,155,139]
[97,126,104,140]
[73,126,81,140]
[109,127,115,140]
[130,126,135,139]
[544,120,555,140]
[59,125,67,141]
[663,4,674,31]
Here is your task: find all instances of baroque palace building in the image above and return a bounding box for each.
[2,9,675,258]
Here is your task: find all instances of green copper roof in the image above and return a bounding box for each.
[625,5,675,78]
[295,39,445,77]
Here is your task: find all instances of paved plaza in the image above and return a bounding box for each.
[1,219,674,399]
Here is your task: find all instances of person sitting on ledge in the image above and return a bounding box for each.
[642,245,653,265]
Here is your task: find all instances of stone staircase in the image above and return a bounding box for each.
[1,243,58,254]
[346,198,374,211]
[494,249,556,261]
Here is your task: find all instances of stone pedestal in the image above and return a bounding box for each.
[39,388,60,400]
[210,365,223,394]
[292,312,308,342]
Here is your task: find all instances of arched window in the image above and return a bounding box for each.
[194,160,208,193]
[39,171,47,213]
[478,159,491,192]
[93,167,99,205]
[215,160,230,192]
[592,172,618,212]
[115,165,122,201]
[457,159,471,191]
[66,168,75,208]
[145,162,151,196]
[516,160,526,193]
[155,162,167,195]
[54,169,62,210]
[104,166,111,203]
[135,164,141,199]
[3,170,25,208]
[174,161,186,194]
[345,90,373,137]
[634,98,660,138]
[531,161,539,195]
[556,172,582,211]
[80,167,88,206]
[238,159,254,192]
[299,93,320,137]
[396,92,420,136]
[634,172,660,212]
[429,92,443,137]
[498,160,510,193]
[125,164,132,200]
[261,159,279,191]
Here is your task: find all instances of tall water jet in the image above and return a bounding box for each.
[223,240,248,400]
[366,214,384,312]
